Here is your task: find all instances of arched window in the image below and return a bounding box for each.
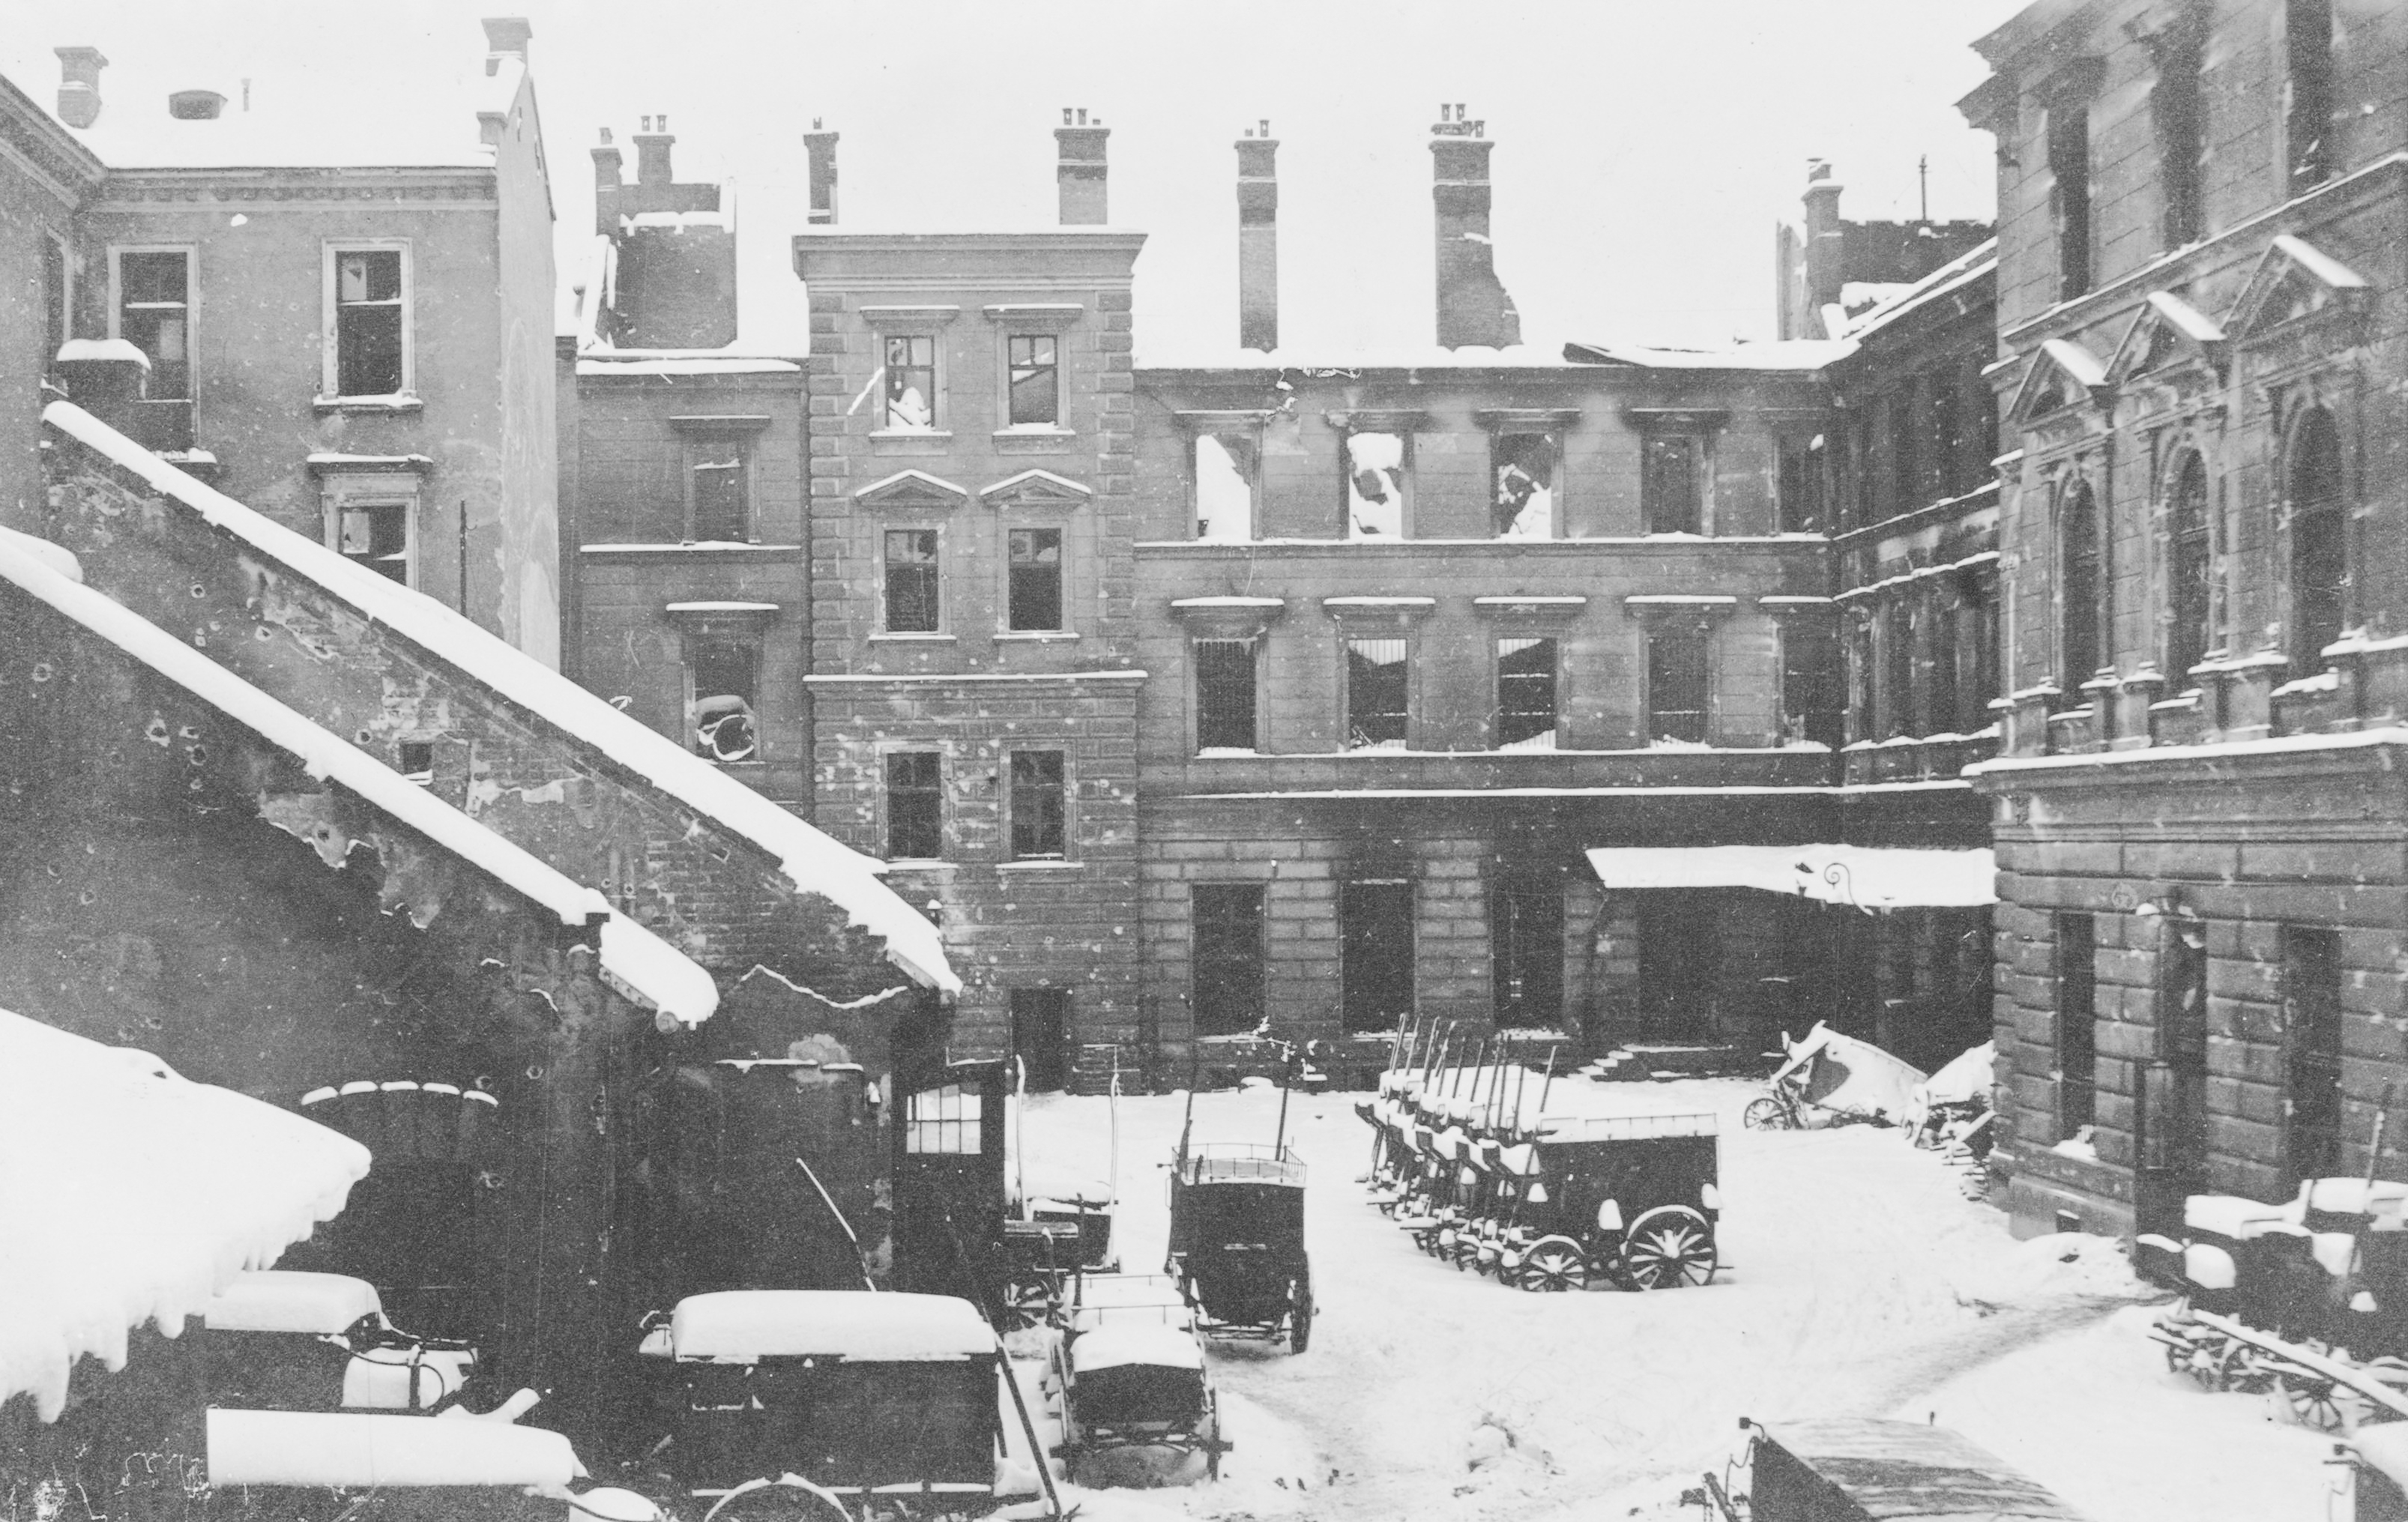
[2165,453,2213,684]
[2059,479,2102,690]
[2289,408,2347,675]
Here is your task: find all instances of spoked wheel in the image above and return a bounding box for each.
[702,1477,856,1522]
[1619,1206,1719,1290]
[2276,1373,2349,1430]
[1742,1096,1793,1131]
[1287,1269,1314,1353]
[1518,1236,1588,1293]
[1002,1275,1057,1330]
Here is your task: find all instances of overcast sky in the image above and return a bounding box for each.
[12,0,2028,356]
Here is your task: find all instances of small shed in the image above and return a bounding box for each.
[1745,1418,2093,1521]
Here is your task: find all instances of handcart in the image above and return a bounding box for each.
[1744,1022,1926,1131]
[1697,1416,2095,1520]
[1497,1110,1720,1292]
[1047,1273,1225,1486]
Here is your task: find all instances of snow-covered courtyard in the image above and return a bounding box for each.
[1007,1078,2347,1522]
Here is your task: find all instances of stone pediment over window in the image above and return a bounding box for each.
[1169,595,1285,638]
[854,468,971,511]
[977,468,1093,510]
[1323,408,1431,433]
[1623,594,1737,629]
[2108,292,2227,385]
[1321,595,1434,632]
[2006,338,2111,431]
[2227,234,2371,343]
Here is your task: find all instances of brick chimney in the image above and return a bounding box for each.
[592,127,624,235]
[53,46,106,130]
[480,16,531,75]
[1236,121,1278,352]
[804,119,839,226]
[1055,108,1108,226]
[635,114,675,190]
[1430,103,1519,350]
[1802,160,1846,338]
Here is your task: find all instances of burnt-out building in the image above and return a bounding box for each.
[1960,0,2408,1241]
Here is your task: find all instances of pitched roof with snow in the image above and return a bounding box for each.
[1825,238,1997,344]
[40,402,957,994]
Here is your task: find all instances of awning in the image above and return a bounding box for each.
[1584,845,1996,910]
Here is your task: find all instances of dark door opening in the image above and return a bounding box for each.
[1012,988,1070,1093]
[1636,890,1717,1041]
[1340,878,1415,1034]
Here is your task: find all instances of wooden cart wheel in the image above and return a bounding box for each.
[1002,1275,1057,1330]
[1288,1270,1314,1353]
[1620,1206,1718,1290]
[1518,1236,1587,1293]
[1742,1096,1792,1131]
[2278,1373,2348,1431]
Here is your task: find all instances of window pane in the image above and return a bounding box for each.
[1641,435,1698,534]
[905,1085,982,1155]
[886,752,943,860]
[1010,750,1066,860]
[335,250,404,396]
[691,444,748,542]
[1192,885,1265,1037]
[688,640,758,762]
[1345,638,1409,749]
[1647,629,1709,743]
[337,503,410,585]
[884,335,936,429]
[1494,636,1557,749]
[1194,638,1258,752]
[1777,434,1825,534]
[1007,336,1058,426]
[1781,619,1844,749]
[1007,527,1063,631]
[1492,433,1554,539]
[884,528,940,632]
[119,252,190,399]
[1344,432,1405,539]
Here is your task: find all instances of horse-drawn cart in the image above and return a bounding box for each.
[1165,1144,1312,1351]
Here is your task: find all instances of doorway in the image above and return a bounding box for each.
[1011,988,1070,1093]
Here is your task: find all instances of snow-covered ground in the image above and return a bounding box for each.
[1000,1077,2344,1522]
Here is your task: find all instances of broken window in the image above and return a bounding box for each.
[1494,637,1558,749]
[2056,914,2097,1140]
[1194,432,1257,542]
[1491,433,1554,538]
[1776,434,1824,534]
[2287,0,2336,193]
[117,250,190,400]
[1009,750,1066,860]
[1780,618,1844,749]
[1339,878,1414,1034]
[904,1084,982,1154]
[2059,480,2102,686]
[1647,626,1710,744]
[686,638,758,763]
[336,501,411,585]
[2167,452,2213,683]
[1491,877,1563,1029]
[1641,435,1700,534]
[334,248,405,397]
[2048,98,2093,301]
[1344,637,1410,749]
[2290,408,2347,677]
[1007,526,1063,631]
[1343,432,1407,539]
[2284,925,2344,1189]
[1194,638,1258,752]
[885,752,944,860]
[1192,884,1266,1037]
[689,438,749,543]
[884,528,941,633]
[1007,336,1058,426]
[883,334,937,429]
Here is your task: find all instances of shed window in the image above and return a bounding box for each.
[904,1085,982,1155]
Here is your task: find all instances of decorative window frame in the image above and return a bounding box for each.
[2046,458,2113,704]
[863,305,959,444]
[317,239,419,411]
[665,600,779,766]
[1623,596,1734,746]
[1625,407,1727,535]
[669,413,772,543]
[2273,387,2358,675]
[2148,429,2222,689]
[1327,408,1429,541]
[986,304,1083,451]
[1179,409,1275,542]
[981,470,1091,640]
[1475,408,1580,542]
[313,456,432,591]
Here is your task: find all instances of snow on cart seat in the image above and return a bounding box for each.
[0,533,718,1029]
[1069,1323,1204,1375]
[202,1270,381,1335]
[666,1291,994,1362]
[41,401,956,997]
[206,1409,586,1494]
[0,1008,369,1422]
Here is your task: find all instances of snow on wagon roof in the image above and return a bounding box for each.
[0,1008,370,1421]
[0,526,718,1027]
[42,402,957,995]
[202,1269,381,1334]
[666,1290,995,1362]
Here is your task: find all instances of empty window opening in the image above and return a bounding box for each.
[1889,390,1922,514]
[1011,988,1070,1093]
[1007,336,1059,426]
[1776,434,1825,534]
[1194,638,1258,753]
[884,528,941,632]
[2048,98,2093,301]
[2060,480,2102,687]
[1641,435,1701,534]
[397,740,435,785]
[335,249,405,397]
[1929,602,1960,735]
[1194,432,1257,542]
[118,250,190,400]
[687,639,758,762]
[1339,878,1414,1035]
[1781,618,1845,749]
[1636,890,1716,1040]
[1647,627,1710,745]
[2154,915,2211,1189]
[1491,878,1563,1028]
[1345,637,1410,750]
[2057,913,2097,1140]
[904,1084,983,1154]
[1969,579,2001,725]
[1934,379,1969,498]
[1192,884,1267,1037]
[689,441,749,543]
[2167,453,2214,682]
[1007,526,1063,631]
[2284,925,2345,1188]
[1494,636,1558,750]
[1344,432,1407,539]
[1491,433,1555,539]
[42,236,67,372]
[2289,409,2347,676]
[2155,13,2207,247]
[2287,0,2336,193]
[885,752,944,860]
[883,335,936,429]
[1886,601,1917,738]
[337,501,411,585]
[1010,750,1066,860]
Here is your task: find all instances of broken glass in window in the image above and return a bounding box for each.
[1345,432,1406,539]
[1491,434,1554,538]
[335,250,404,396]
[883,335,936,429]
[1494,636,1558,749]
[687,640,758,762]
[1345,637,1410,749]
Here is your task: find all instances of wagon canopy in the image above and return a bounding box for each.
[1773,1024,1926,1122]
[665,1290,994,1362]
[1750,1418,2093,1521]
[201,1270,383,1335]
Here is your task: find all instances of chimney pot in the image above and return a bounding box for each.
[54,46,106,129]
[1430,105,1519,349]
[1054,112,1110,226]
[634,121,675,189]
[804,122,840,226]
[1236,127,1279,351]
[480,16,532,66]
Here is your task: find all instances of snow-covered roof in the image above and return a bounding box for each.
[1827,238,1997,343]
[1136,342,1557,370]
[201,1269,381,1334]
[205,1408,588,1493]
[1584,845,1997,910]
[0,525,720,1027]
[42,401,956,995]
[665,1290,994,1362]
[0,1007,370,1420]
[1069,1323,1204,1375]
[1560,338,1858,371]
